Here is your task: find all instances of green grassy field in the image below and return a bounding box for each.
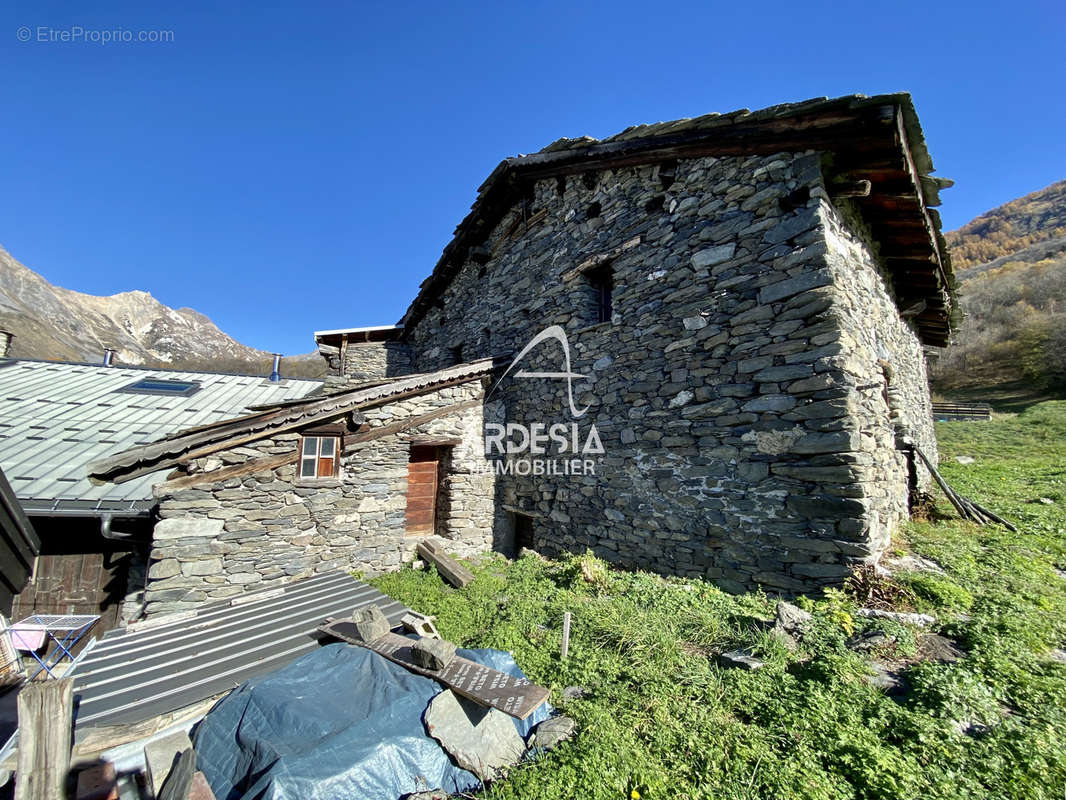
[372,402,1066,800]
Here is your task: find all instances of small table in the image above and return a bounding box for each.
[8,614,100,680]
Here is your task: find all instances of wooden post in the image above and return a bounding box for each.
[561,612,571,660]
[16,677,74,800]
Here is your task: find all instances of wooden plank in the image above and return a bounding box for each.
[319,627,550,720]
[16,676,74,800]
[345,399,480,451]
[160,451,299,491]
[416,540,474,588]
[74,761,118,800]
[406,458,438,535]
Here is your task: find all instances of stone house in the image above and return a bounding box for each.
[95,92,955,611]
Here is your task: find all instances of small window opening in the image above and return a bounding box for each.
[779,186,811,213]
[555,176,567,197]
[644,195,665,213]
[586,201,601,220]
[587,264,614,324]
[581,171,598,190]
[659,159,678,190]
[449,345,464,365]
[300,435,338,479]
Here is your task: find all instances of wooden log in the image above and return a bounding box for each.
[160,451,298,491]
[968,499,1018,533]
[15,676,74,800]
[416,540,475,589]
[829,179,872,198]
[912,446,1016,531]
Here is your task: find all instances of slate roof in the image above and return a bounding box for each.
[399,92,956,345]
[0,359,323,516]
[66,570,408,733]
[89,357,503,483]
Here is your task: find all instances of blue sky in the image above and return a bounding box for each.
[2,1,1063,355]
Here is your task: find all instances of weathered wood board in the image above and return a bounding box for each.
[416,540,474,588]
[319,624,549,720]
[16,677,74,800]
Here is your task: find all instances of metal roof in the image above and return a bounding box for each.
[0,359,323,513]
[90,357,502,482]
[67,570,409,734]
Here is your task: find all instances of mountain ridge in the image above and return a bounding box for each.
[0,243,322,375]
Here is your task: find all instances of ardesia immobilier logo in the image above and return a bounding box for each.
[481,326,604,476]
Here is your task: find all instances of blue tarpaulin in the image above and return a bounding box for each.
[193,642,551,800]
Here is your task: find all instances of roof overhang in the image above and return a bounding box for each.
[399,93,956,346]
[89,358,504,485]
[314,325,404,345]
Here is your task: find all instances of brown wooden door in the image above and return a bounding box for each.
[406,448,440,536]
[12,552,127,634]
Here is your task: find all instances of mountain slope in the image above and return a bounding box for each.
[946,179,1066,268]
[932,181,1066,393]
[0,244,322,375]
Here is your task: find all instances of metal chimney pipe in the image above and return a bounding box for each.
[269,354,282,383]
[102,348,115,367]
[0,330,12,358]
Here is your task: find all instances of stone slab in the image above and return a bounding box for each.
[424,689,525,781]
[143,729,193,797]
[153,518,225,541]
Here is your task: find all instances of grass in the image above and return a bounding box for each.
[371,401,1066,799]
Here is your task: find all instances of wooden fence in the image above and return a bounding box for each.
[931,402,993,422]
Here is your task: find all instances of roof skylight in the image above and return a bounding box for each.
[118,378,201,397]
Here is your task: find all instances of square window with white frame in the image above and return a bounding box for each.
[300,435,339,479]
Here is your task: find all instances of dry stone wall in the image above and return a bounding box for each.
[143,380,493,617]
[398,152,936,592]
[322,341,413,393]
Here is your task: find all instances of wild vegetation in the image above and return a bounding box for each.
[373,402,1066,799]
[933,179,1066,394]
[930,247,1066,392]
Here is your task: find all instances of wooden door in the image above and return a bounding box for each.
[406,447,440,536]
[12,552,127,634]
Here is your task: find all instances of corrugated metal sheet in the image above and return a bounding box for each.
[0,360,323,509]
[68,570,408,733]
